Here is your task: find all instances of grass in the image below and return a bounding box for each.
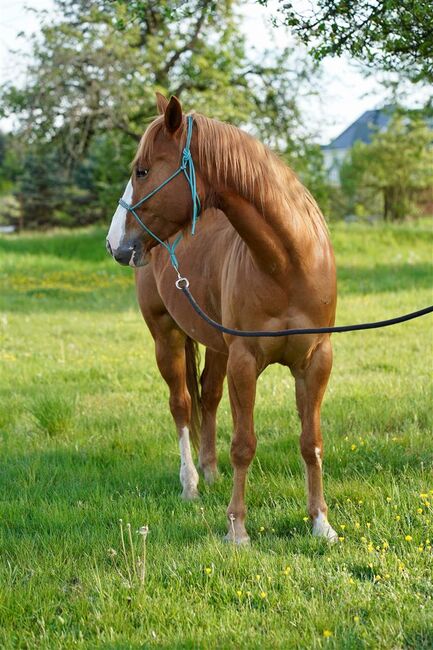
[0,221,432,649]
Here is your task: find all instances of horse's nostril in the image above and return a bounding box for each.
[113,246,134,266]
[106,239,113,256]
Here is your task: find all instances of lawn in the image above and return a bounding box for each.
[0,221,432,649]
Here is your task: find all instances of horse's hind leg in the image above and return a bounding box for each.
[199,348,227,484]
[155,329,199,500]
[294,338,338,542]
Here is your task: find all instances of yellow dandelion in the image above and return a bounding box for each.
[355,522,360,529]
[417,508,423,514]
[420,493,428,499]
[303,516,309,522]
[255,574,261,581]
[204,567,212,575]
[339,536,345,542]
[351,444,357,451]
[349,578,355,585]
[426,539,431,544]
[259,526,265,532]
[236,590,242,597]
[260,591,267,599]
[340,524,346,530]
[418,545,424,552]
[358,500,363,505]
[366,522,371,529]
[361,536,367,543]
[353,616,360,623]
[384,574,390,579]
[395,515,401,521]
[283,566,291,575]
[323,630,333,638]
[346,498,352,503]
[424,500,430,507]
[373,575,382,582]
[405,535,412,542]
[386,497,392,502]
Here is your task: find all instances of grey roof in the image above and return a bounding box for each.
[323,106,395,150]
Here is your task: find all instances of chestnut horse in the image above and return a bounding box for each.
[106,93,338,544]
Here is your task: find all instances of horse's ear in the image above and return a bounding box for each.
[164,96,182,134]
[156,92,169,115]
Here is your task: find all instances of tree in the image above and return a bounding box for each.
[0,0,326,227]
[258,0,433,82]
[340,112,433,221]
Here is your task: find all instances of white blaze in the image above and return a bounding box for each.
[107,178,133,251]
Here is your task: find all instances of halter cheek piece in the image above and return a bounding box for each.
[118,114,200,272]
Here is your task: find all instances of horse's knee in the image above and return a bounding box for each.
[169,392,191,421]
[300,436,322,466]
[230,432,257,468]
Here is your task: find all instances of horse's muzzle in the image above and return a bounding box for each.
[106,239,146,267]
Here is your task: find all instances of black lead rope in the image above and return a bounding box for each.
[176,280,433,337]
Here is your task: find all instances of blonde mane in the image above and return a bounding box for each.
[134,112,328,244]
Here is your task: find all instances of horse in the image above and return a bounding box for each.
[106,93,338,544]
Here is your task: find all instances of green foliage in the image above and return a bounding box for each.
[0,0,328,227]
[258,0,433,82]
[340,112,433,221]
[0,223,432,646]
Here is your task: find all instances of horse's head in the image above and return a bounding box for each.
[106,93,200,267]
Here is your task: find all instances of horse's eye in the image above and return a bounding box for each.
[136,168,148,178]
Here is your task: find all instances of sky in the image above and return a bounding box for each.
[0,0,425,143]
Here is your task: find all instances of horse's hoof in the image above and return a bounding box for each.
[312,515,338,543]
[224,532,250,546]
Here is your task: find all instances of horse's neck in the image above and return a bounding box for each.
[218,187,324,278]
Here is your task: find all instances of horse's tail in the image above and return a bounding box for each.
[185,336,201,452]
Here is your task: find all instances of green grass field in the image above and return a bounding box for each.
[0,221,432,649]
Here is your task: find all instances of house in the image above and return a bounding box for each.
[322,106,395,184]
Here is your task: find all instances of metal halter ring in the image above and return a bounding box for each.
[175,276,190,290]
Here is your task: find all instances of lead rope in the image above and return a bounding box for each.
[174,276,433,337]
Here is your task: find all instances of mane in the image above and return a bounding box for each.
[134,112,328,244]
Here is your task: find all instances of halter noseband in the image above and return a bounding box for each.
[118,115,200,270]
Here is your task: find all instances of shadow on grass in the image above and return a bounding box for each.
[337,262,432,295]
[0,418,426,543]
[0,228,108,263]
[1,286,137,313]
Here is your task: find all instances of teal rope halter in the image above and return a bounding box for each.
[118,115,200,270]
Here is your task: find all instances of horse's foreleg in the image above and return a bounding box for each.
[198,348,227,485]
[294,338,337,542]
[225,343,257,545]
[155,331,199,500]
